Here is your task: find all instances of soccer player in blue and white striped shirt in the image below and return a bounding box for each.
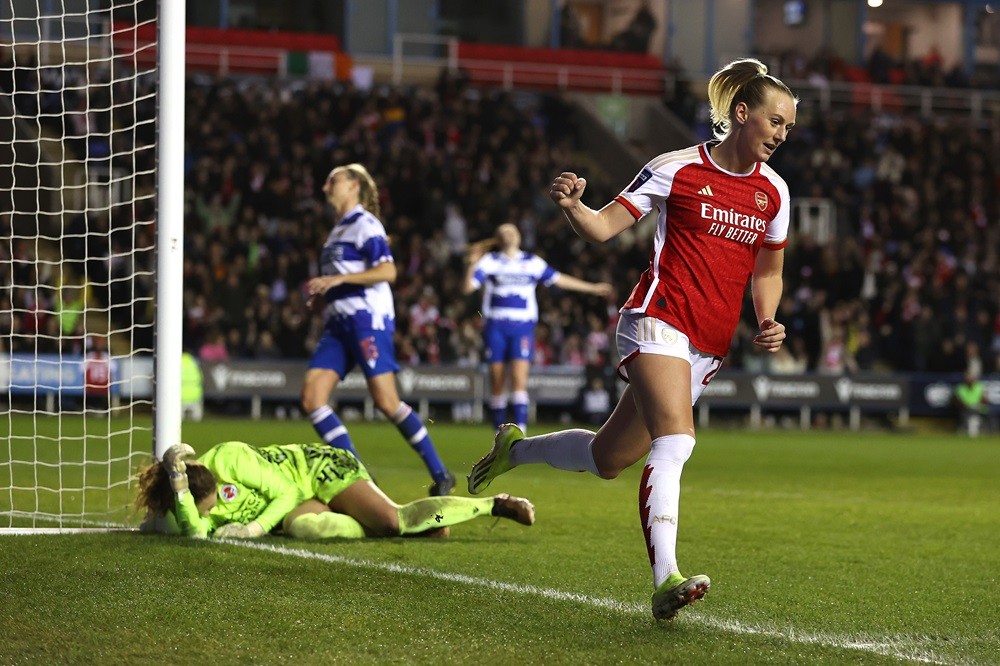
[302,164,455,496]
[464,223,612,434]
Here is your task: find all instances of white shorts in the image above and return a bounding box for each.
[615,312,724,406]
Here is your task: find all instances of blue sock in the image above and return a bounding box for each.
[510,390,529,435]
[310,406,359,458]
[392,402,448,481]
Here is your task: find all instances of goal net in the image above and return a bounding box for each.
[1,0,180,531]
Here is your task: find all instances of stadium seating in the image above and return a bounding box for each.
[457,42,666,95]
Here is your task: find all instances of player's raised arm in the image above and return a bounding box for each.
[462,238,494,295]
[552,273,613,299]
[549,171,635,243]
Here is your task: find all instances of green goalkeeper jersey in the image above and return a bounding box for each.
[173,441,370,538]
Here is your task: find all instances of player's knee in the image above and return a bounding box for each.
[373,398,399,418]
[300,389,322,413]
[592,451,626,480]
[595,462,623,480]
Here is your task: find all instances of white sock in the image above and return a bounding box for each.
[641,434,696,588]
[488,394,508,410]
[508,429,600,476]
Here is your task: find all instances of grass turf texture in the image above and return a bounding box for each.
[2,418,998,664]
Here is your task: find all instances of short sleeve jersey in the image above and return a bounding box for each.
[469,251,560,323]
[614,143,790,356]
[320,204,396,330]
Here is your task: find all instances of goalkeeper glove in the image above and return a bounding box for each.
[214,521,265,539]
[162,443,196,495]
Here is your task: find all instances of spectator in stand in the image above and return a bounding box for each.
[57,284,85,338]
[83,334,114,411]
[583,311,612,366]
[533,322,556,367]
[464,223,612,434]
[770,337,809,374]
[867,44,894,84]
[851,327,878,372]
[576,367,614,426]
[559,3,587,49]
[276,291,310,358]
[225,327,249,359]
[560,332,587,367]
[180,350,204,422]
[610,0,657,53]
[954,370,990,436]
[198,328,229,363]
[408,287,440,333]
[302,163,456,496]
[819,327,848,375]
[253,330,282,360]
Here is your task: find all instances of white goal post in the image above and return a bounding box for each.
[1,0,184,531]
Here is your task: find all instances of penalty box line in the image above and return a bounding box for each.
[223,538,953,666]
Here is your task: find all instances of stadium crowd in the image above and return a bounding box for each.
[174,70,999,378]
[2,60,997,380]
[176,69,621,374]
[2,45,158,357]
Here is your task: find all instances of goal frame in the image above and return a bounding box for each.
[0,0,184,534]
[154,0,185,461]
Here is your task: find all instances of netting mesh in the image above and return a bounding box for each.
[1,0,158,529]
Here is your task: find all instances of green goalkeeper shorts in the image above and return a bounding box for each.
[300,444,373,504]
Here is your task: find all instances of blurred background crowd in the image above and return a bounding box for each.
[2,59,998,381]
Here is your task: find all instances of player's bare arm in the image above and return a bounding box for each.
[549,171,635,243]
[462,239,494,295]
[307,261,397,298]
[553,274,613,298]
[751,248,786,352]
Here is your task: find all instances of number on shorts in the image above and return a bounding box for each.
[701,356,724,385]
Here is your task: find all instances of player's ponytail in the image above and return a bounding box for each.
[707,58,796,140]
[343,163,381,218]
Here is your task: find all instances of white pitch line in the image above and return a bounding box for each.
[222,539,957,665]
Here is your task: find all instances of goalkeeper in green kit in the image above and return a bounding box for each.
[137,441,534,540]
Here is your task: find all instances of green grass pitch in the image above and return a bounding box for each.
[2,417,998,664]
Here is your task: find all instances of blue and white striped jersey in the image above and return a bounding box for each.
[469,251,560,323]
[319,204,395,330]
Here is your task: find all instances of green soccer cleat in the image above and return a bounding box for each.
[651,573,711,621]
[467,423,523,495]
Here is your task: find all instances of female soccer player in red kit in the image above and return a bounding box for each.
[468,58,796,620]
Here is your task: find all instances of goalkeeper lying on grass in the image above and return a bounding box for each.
[136,441,534,540]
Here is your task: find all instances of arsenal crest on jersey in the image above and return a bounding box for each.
[754,191,768,211]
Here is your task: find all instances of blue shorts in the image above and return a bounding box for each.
[309,318,400,379]
[483,320,535,364]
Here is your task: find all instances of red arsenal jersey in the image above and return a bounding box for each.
[614,143,789,356]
